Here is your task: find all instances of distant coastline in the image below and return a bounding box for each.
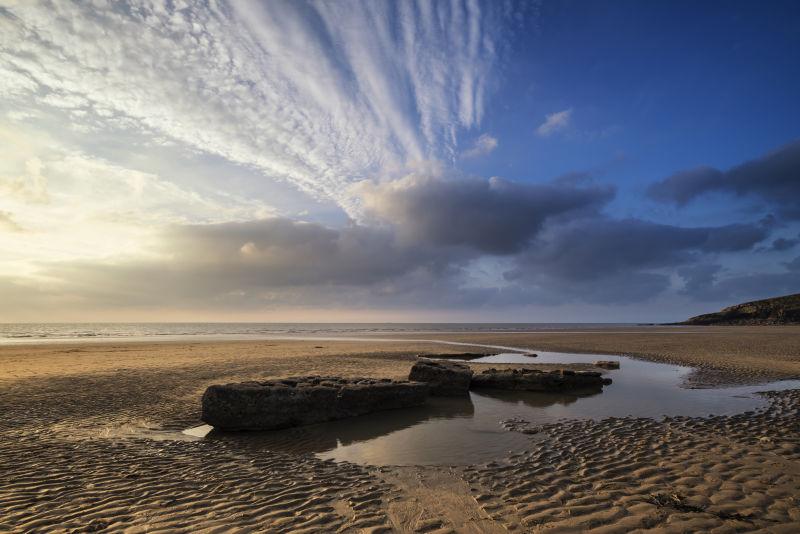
[676,293,800,326]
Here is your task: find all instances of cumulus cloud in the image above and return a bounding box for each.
[355,170,614,254]
[536,108,573,137]
[7,195,772,313]
[461,134,498,159]
[0,0,512,214]
[25,170,614,305]
[30,217,470,311]
[648,139,800,219]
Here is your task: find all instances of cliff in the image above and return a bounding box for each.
[680,293,800,325]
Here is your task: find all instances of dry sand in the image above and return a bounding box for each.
[1,327,799,532]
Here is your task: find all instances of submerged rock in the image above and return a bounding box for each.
[470,368,612,392]
[202,376,429,431]
[594,360,621,369]
[408,359,473,396]
[418,352,496,360]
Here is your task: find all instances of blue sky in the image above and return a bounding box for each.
[466,0,800,215]
[0,0,798,322]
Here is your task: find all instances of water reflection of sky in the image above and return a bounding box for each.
[190,351,800,466]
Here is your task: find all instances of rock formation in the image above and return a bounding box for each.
[202,376,429,431]
[678,293,800,325]
[408,359,473,396]
[470,368,612,392]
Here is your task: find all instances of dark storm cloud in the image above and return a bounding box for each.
[677,264,723,296]
[503,217,768,303]
[33,212,773,309]
[702,223,771,252]
[164,218,432,285]
[357,173,614,254]
[647,166,724,206]
[27,172,619,310]
[677,261,800,303]
[9,171,778,312]
[770,236,800,251]
[43,218,455,306]
[648,139,800,219]
[508,218,766,282]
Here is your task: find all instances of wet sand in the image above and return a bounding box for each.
[1,327,799,532]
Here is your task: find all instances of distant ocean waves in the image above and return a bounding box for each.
[0,323,628,344]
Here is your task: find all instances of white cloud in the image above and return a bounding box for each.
[0,211,23,233]
[0,122,277,277]
[461,134,499,159]
[0,0,508,215]
[537,108,573,137]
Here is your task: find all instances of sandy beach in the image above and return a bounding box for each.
[2,327,800,532]
[5,0,799,531]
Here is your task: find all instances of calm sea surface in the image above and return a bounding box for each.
[0,322,634,344]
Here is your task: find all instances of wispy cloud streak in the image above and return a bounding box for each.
[537,108,572,137]
[0,0,506,214]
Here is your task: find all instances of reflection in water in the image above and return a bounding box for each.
[471,386,602,409]
[203,387,612,466]
[206,396,476,456]
[191,352,800,466]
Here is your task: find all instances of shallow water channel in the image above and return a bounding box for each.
[185,349,800,466]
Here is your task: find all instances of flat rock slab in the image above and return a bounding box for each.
[470,368,612,393]
[409,359,473,396]
[202,376,429,431]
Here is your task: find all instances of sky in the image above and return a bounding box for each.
[0,0,799,323]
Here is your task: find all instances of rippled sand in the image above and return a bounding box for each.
[1,328,799,532]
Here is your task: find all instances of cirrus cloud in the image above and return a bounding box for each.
[0,0,513,214]
[461,134,499,159]
[536,108,573,137]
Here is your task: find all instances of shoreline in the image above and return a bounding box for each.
[3,325,799,385]
[2,327,799,532]
[3,323,799,346]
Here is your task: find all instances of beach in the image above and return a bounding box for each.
[2,326,800,532]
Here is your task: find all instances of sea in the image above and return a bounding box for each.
[0,322,634,344]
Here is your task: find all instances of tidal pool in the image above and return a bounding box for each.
[188,351,800,466]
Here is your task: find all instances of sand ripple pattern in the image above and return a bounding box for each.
[462,390,800,532]
[1,341,799,532]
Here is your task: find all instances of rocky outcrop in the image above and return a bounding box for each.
[594,360,620,369]
[202,376,429,431]
[678,293,800,325]
[408,359,473,396]
[470,368,612,392]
